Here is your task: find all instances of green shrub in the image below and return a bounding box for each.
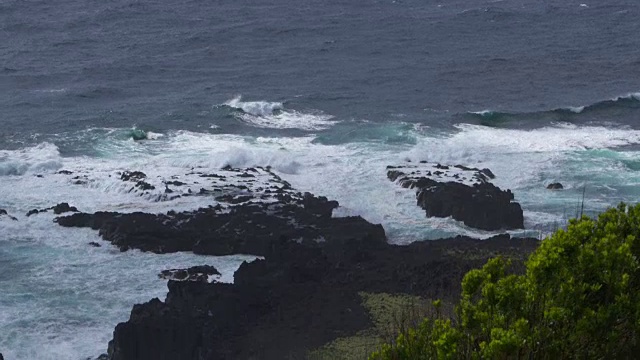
[371,203,640,359]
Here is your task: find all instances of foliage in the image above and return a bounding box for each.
[371,203,640,359]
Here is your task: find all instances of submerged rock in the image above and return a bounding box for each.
[388,163,524,231]
[0,209,17,221]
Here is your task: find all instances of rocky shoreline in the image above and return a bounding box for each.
[47,164,537,360]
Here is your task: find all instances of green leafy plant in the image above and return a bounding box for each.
[371,203,640,359]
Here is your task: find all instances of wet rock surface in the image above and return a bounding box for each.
[387,163,524,231]
[158,265,221,283]
[55,166,377,256]
[55,192,376,256]
[547,182,564,190]
[26,202,79,217]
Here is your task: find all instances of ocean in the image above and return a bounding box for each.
[2,0,640,358]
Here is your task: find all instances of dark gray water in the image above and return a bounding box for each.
[2,0,640,358]
[2,0,640,143]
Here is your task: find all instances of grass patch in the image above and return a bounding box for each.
[308,292,443,359]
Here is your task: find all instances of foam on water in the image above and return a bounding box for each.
[0,211,256,360]
[223,96,338,131]
[225,96,284,117]
[3,122,640,358]
[0,142,63,176]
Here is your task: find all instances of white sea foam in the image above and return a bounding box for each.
[0,142,62,176]
[225,96,284,117]
[0,209,257,360]
[443,123,640,153]
[223,96,337,131]
[3,123,640,358]
[469,109,495,116]
[567,106,585,113]
[617,92,640,101]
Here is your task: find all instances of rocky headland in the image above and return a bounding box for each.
[50,164,537,359]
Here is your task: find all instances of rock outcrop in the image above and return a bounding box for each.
[106,233,537,360]
[56,193,382,256]
[387,163,524,231]
[52,165,535,360]
[158,265,221,282]
[26,202,79,217]
[547,182,563,190]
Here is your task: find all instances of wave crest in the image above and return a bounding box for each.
[224,96,284,117]
[0,142,62,176]
[222,96,337,131]
[467,91,640,126]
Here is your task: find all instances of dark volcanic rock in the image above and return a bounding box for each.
[90,166,535,360]
[27,203,79,217]
[57,193,383,256]
[56,168,372,256]
[388,163,524,231]
[135,181,155,191]
[53,203,79,214]
[120,171,147,182]
[89,242,102,247]
[547,182,564,190]
[158,265,221,282]
[165,180,186,186]
[26,209,41,217]
[107,234,537,360]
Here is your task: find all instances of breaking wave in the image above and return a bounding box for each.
[221,96,337,131]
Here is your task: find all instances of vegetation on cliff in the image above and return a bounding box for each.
[372,203,640,359]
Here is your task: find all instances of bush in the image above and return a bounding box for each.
[371,203,640,359]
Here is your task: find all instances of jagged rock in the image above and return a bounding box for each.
[388,163,524,231]
[68,166,535,359]
[53,203,79,214]
[120,171,147,182]
[88,242,102,247]
[547,182,563,190]
[26,208,42,217]
[27,203,79,217]
[107,233,537,360]
[158,265,221,282]
[56,195,383,256]
[135,181,155,191]
[57,170,74,175]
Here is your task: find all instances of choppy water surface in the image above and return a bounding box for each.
[2,0,640,358]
